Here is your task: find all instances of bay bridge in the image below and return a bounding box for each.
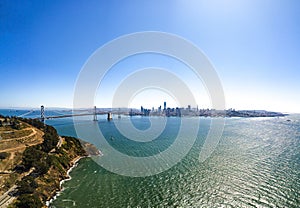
[38,106,114,121]
[37,106,143,122]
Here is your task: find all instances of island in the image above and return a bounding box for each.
[0,115,100,208]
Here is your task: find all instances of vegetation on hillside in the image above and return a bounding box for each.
[0,116,88,208]
[0,152,9,159]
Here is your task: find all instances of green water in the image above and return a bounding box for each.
[48,115,300,208]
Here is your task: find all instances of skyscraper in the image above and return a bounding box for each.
[164,102,166,110]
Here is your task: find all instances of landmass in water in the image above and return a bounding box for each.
[71,107,286,117]
[134,108,286,117]
[0,115,100,208]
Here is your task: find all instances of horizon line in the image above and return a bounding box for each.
[0,107,297,114]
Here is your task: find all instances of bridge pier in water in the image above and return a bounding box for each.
[107,112,112,121]
[93,106,98,121]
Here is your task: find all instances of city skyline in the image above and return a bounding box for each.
[1,1,300,113]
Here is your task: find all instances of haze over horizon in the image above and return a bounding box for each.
[1,0,299,113]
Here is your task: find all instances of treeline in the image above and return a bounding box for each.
[17,117,45,130]
[0,115,21,129]
[6,117,87,208]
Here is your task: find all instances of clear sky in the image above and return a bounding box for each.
[0,0,299,113]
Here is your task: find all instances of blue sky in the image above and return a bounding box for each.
[0,0,299,112]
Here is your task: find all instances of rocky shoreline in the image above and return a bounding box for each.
[45,141,102,207]
[45,156,83,207]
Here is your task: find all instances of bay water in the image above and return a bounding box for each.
[0,110,299,207]
[50,115,299,208]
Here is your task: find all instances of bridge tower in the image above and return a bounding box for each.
[107,112,112,121]
[41,105,45,122]
[93,106,98,121]
[118,108,121,119]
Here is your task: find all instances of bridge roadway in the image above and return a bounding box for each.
[42,111,145,119]
[45,112,110,119]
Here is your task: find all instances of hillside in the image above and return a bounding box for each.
[0,116,98,208]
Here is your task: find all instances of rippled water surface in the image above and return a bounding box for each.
[46,115,300,208]
[1,110,298,207]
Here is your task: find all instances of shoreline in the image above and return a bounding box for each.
[45,151,103,207]
[45,156,85,207]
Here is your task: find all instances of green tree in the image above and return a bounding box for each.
[0,152,9,160]
[11,120,21,130]
[34,160,50,175]
[17,176,38,195]
[41,133,58,152]
[22,146,44,170]
[15,194,43,208]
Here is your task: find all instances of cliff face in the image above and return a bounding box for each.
[0,117,98,208]
[32,136,87,204]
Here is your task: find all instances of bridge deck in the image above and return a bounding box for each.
[45,112,111,119]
